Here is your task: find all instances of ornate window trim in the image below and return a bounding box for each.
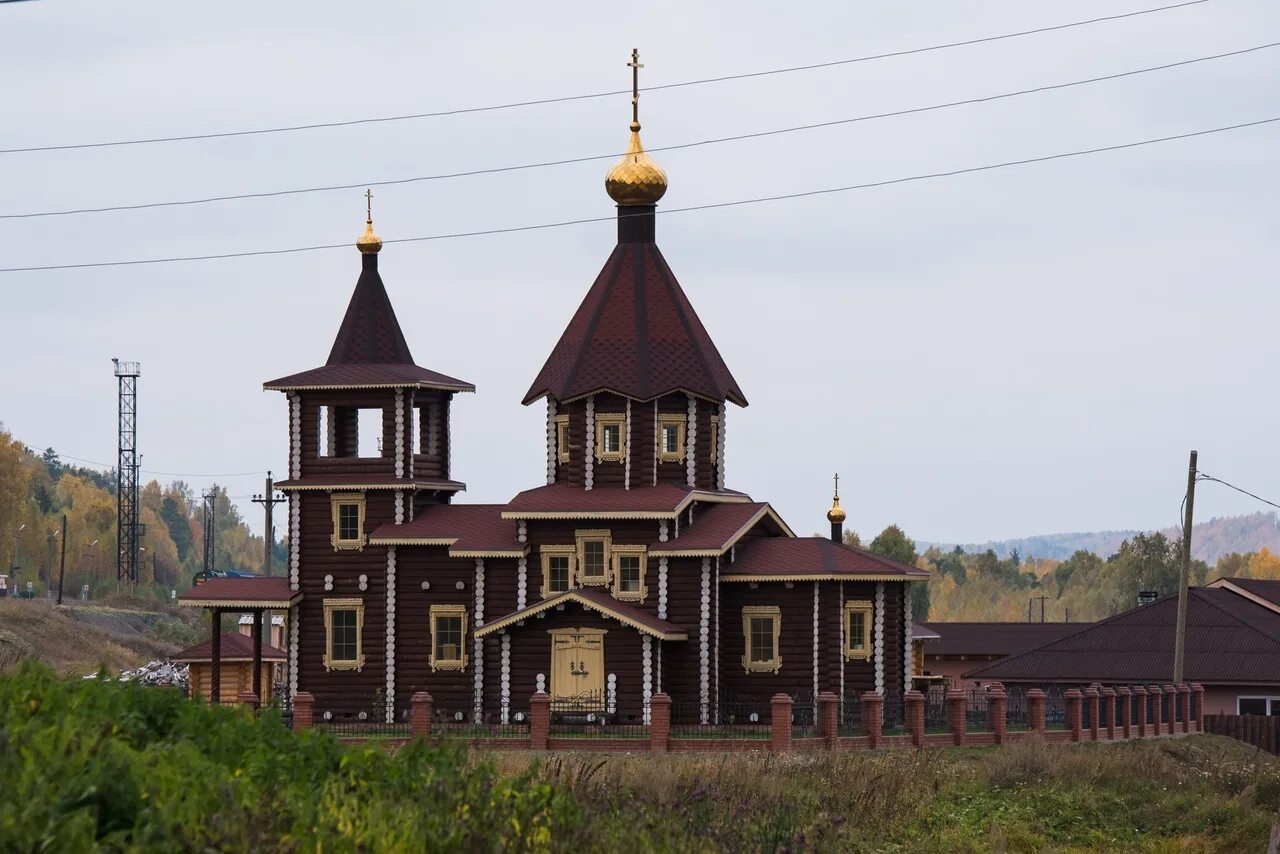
[555,414,571,464]
[429,604,469,672]
[322,597,365,672]
[610,545,648,602]
[741,605,782,674]
[657,414,687,463]
[575,529,612,586]
[540,546,577,598]
[330,493,368,551]
[844,600,873,661]
[594,414,626,463]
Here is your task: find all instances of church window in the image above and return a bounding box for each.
[575,530,611,585]
[741,606,782,673]
[709,415,720,464]
[322,598,365,672]
[658,415,686,463]
[844,600,873,661]
[429,605,468,671]
[611,546,647,601]
[555,414,571,464]
[540,547,576,597]
[330,495,367,551]
[595,414,626,462]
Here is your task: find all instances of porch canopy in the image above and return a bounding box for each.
[178,577,301,705]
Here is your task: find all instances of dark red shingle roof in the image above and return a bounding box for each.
[179,576,300,607]
[171,632,287,663]
[502,483,749,518]
[649,502,788,554]
[723,537,929,579]
[370,504,518,553]
[917,622,1091,657]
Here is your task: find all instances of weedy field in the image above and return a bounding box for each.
[1,662,1276,852]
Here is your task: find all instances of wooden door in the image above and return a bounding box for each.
[549,629,606,708]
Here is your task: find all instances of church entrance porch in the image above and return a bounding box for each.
[549,628,606,709]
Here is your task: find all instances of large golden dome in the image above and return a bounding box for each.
[356,218,383,254]
[605,121,668,206]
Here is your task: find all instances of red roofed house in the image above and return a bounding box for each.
[173,632,287,704]
[260,70,926,727]
[915,621,1094,689]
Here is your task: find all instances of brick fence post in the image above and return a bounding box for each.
[986,683,1007,745]
[1027,688,1046,733]
[1065,689,1083,742]
[1085,685,1100,741]
[237,690,260,710]
[1177,684,1191,734]
[530,693,550,750]
[817,691,839,750]
[1117,687,1132,739]
[1148,685,1164,735]
[904,690,925,747]
[771,694,793,753]
[947,689,967,746]
[649,692,671,753]
[1133,685,1147,737]
[1163,685,1177,734]
[1191,684,1205,731]
[862,691,883,749]
[292,691,314,732]
[1102,687,1117,740]
[410,692,433,740]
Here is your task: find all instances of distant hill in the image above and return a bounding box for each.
[925,511,1280,564]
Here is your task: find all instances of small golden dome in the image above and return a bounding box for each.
[356,218,382,255]
[827,495,847,524]
[605,121,668,206]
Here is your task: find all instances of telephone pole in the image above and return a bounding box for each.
[202,490,217,575]
[1173,450,1197,684]
[251,472,285,577]
[55,515,67,605]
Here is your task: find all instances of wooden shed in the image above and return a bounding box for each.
[173,632,287,704]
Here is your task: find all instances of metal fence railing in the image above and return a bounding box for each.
[669,697,770,739]
[1045,687,1068,730]
[547,691,649,739]
[316,719,412,739]
[838,694,862,737]
[790,698,818,739]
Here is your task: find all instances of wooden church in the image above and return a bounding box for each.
[262,56,926,726]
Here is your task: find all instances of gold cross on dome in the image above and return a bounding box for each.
[833,472,840,498]
[628,48,643,124]
[365,188,373,222]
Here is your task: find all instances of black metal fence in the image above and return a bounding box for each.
[547,692,649,740]
[316,718,412,739]
[435,720,531,741]
[790,697,817,739]
[1044,687,1068,730]
[838,694,863,736]
[670,697,770,739]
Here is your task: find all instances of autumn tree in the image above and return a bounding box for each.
[869,524,929,618]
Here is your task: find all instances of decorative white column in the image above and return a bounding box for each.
[394,491,404,525]
[904,591,914,685]
[288,394,301,479]
[385,547,397,723]
[714,556,721,724]
[545,399,557,484]
[641,636,653,724]
[699,557,711,724]
[652,400,658,486]
[656,642,662,694]
[287,603,299,699]
[624,400,632,490]
[657,557,669,619]
[516,556,528,610]
[874,581,886,694]
[607,674,617,714]
[685,395,698,488]
[325,405,336,458]
[500,634,512,724]
[473,558,486,723]
[584,395,596,490]
[812,582,820,701]
[394,390,405,478]
[658,521,669,543]
[288,496,300,590]
[838,581,845,719]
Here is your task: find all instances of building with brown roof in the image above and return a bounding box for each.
[257,54,926,727]
[964,579,1280,714]
[916,621,1094,688]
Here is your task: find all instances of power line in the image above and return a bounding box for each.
[0,1,1210,156]
[1196,472,1280,512]
[2,114,1275,275]
[20,444,263,478]
[9,41,1274,222]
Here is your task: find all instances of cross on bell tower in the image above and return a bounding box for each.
[627,48,643,124]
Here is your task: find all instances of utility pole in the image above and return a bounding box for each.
[1034,595,1049,623]
[9,522,24,595]
[251,472,285,577]
[1173,450,1197,684]
[56,515,67,605]
[112,359,141,584]
[202,490,217,575]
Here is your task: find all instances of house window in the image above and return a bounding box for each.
[741,605,782,673]
[429,605,468,671]
[575,529,611,586]
[1237,697,1280,715]
[540,547,576,597]
[330,494,367,551]
[657,415,686,463]
[709,415,720,465]
[611,546,647,601]
[555,414,571,464]
[595,414,626,462]
[844,600,873,661]
[323,598,365,671]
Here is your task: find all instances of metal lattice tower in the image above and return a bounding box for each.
[113,359,140,583]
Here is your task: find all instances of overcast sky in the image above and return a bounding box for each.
[2,0,1278,545]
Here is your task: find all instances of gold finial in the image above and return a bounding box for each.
[827,472,847,524]
[356,188,382,254]
[605,48,668,206]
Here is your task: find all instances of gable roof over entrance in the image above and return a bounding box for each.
[476,588,688,641]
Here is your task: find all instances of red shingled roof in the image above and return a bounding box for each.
[965,588,1280,684]
[1209,576,1280,612]
[649,502,791,555]
[370,504,519,554]
[171,632,287,663]
[523,242,747,407]
[502,483,749,519]
[917,622,1091,657]
[274,474,466,492]
[476,587,688,640]
[264,253,473,392]
[722,537,929,580]
[179,576,300,607]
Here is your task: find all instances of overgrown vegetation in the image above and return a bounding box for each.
[3,662,1277,852]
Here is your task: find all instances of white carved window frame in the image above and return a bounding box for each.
[555,414,571,464]
[844,600,874,661]
[540,546,577,598]
[429,604,469,672]
[657,414,687,463]
[610,545,648,602]
[575,529,612,586]
[322,597,366,672]
[329,493,368,552]
[594,413,626,463]
[741,605,782,674]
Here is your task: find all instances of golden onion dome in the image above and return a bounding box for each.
[827,494,847,525]
[605,121,668,206]
[356,218,382,255]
